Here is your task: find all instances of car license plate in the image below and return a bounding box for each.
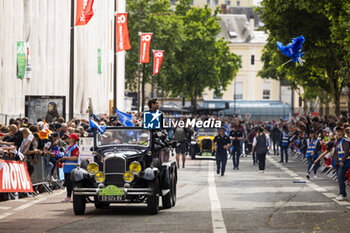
[99,185,124,196]
[99,195,123,201]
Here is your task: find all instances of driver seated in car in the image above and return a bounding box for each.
[139,133,150,146]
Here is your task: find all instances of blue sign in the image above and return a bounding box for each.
[143,111,162,129]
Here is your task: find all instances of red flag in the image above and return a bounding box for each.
[140,33,153,63]
[75,0,94,26]
[116,13,131,52]
[153,51,164,75]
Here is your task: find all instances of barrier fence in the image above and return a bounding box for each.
[0,154,64,200]
[287,149,350,186]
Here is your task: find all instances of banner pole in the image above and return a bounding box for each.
[113,1,117,112]
[137,0,142,114]
[69,0,75,120]
[151,51,154,98]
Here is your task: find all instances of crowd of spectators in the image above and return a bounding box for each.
[0,112,349,199]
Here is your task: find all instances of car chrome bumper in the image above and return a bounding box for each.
[73,187,153,196]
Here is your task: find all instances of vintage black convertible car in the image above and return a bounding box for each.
[71,127,177,215]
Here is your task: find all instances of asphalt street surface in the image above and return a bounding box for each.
[1,152,350,233]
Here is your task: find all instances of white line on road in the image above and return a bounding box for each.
[267,156,349,207]
[0,190,66,220]
[0,206,11,210]
[208,161,227,233]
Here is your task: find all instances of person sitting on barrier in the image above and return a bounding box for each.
[60,133,80,202]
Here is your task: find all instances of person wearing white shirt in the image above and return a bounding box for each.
[252,128,271,172]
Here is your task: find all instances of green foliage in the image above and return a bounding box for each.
[257,0,350,114]
[125,0,241,109]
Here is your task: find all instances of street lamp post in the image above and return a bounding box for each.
[234,78,236,115]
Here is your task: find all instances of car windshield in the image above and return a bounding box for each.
[96,129,150,147]
[197,128,218,136]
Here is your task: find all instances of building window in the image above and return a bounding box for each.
[236,1,240,6]
[225,1,231,5]
[251,55,255,65]
[207,0,210,5]
[234,81,243,100]
[263,90,270,99]
[191,0,194,5]
[215,0,219,6]
[262,82,271,99]
[239,55,242,68]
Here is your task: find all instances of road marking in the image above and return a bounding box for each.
[0,206,11,210]
[208,162,227,233]
[323,193,337,198]
[267,156,350,207]
[0,212,12,220]
[0,190,66,220]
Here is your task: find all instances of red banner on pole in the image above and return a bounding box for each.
[116,13,131,52]
[0,160,34,193]
[75,0,95,26]
[153,50,164,75]
[140,33,153,64]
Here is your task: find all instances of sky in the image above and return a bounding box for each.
[252,0,262,6]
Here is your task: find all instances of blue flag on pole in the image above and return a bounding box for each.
[224,124,229,136]
[115,109,134,127]
[89,118,106,134]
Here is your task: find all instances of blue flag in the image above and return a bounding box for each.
[224,124,229,136]
[89,118,106,134]
[277,35,305,66]
[115,109,134,127]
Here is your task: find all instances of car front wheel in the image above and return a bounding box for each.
[73,195,86,215]
[147,179,160,215]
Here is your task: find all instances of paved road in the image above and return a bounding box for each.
[1,153,350,233]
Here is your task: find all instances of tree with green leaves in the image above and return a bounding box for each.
[256,0,350,115]
[125,0,241,112]
[165,0,241,112]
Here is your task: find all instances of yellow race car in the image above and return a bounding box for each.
[189,128,218,159]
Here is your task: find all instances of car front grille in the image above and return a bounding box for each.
[105,174,124,184]
[104,156,126,174]
[104,156,126,186]
[202,139,212,151]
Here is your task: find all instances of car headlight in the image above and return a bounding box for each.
[87,162,99,175]
[95,171,105,183]
[123,171,134,183]
[129,161,141,174]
